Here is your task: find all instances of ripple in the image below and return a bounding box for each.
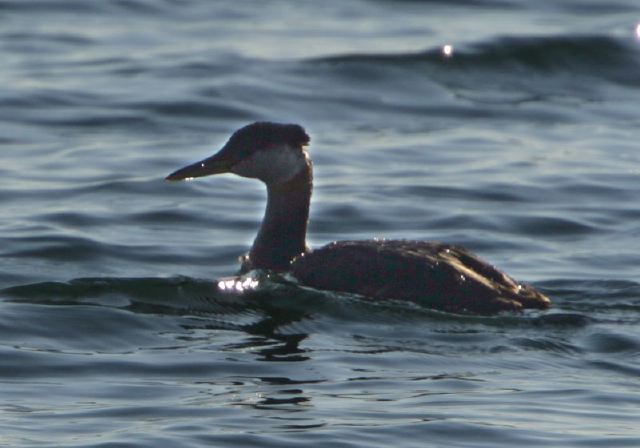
[1,90,102,109]
[132,99,255,120]
[32,114,158,130]
[0,0,103,13]
[507,215,597,237]
[582,331,640,354]
[403,184,526,203]
[4,31,94,50]
[35,212,106,228]
[513,336,582,354]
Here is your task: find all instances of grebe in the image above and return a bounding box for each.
[166,122,551,314]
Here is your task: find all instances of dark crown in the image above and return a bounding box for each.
[223,122,309,157]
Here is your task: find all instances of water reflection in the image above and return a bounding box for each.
[252,378,314,410]
[252,334,309,362]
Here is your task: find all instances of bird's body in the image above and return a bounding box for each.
[167,122,551,314]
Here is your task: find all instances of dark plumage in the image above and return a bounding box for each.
[291,240,548,314]
[167,122,551,315]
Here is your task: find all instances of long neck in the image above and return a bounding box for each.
[246,162,312,271]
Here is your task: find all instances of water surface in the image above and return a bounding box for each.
[1,1,639,446]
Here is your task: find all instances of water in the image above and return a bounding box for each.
[1,0,639,446]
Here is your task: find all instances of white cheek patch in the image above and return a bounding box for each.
[231,145,307,184]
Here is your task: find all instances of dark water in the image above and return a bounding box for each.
[1,0,640,446]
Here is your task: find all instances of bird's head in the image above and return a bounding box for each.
[166,122,310,185]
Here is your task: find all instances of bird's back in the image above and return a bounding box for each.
[291,240,550,314]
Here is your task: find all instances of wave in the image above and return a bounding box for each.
[4,275,638,360]
[0,0,165,15]
[4,273,628,329]
[312,34,640,84]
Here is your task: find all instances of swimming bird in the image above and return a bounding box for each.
[166,122,551,314]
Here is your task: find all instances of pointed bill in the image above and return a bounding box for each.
[165,153,233,181]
